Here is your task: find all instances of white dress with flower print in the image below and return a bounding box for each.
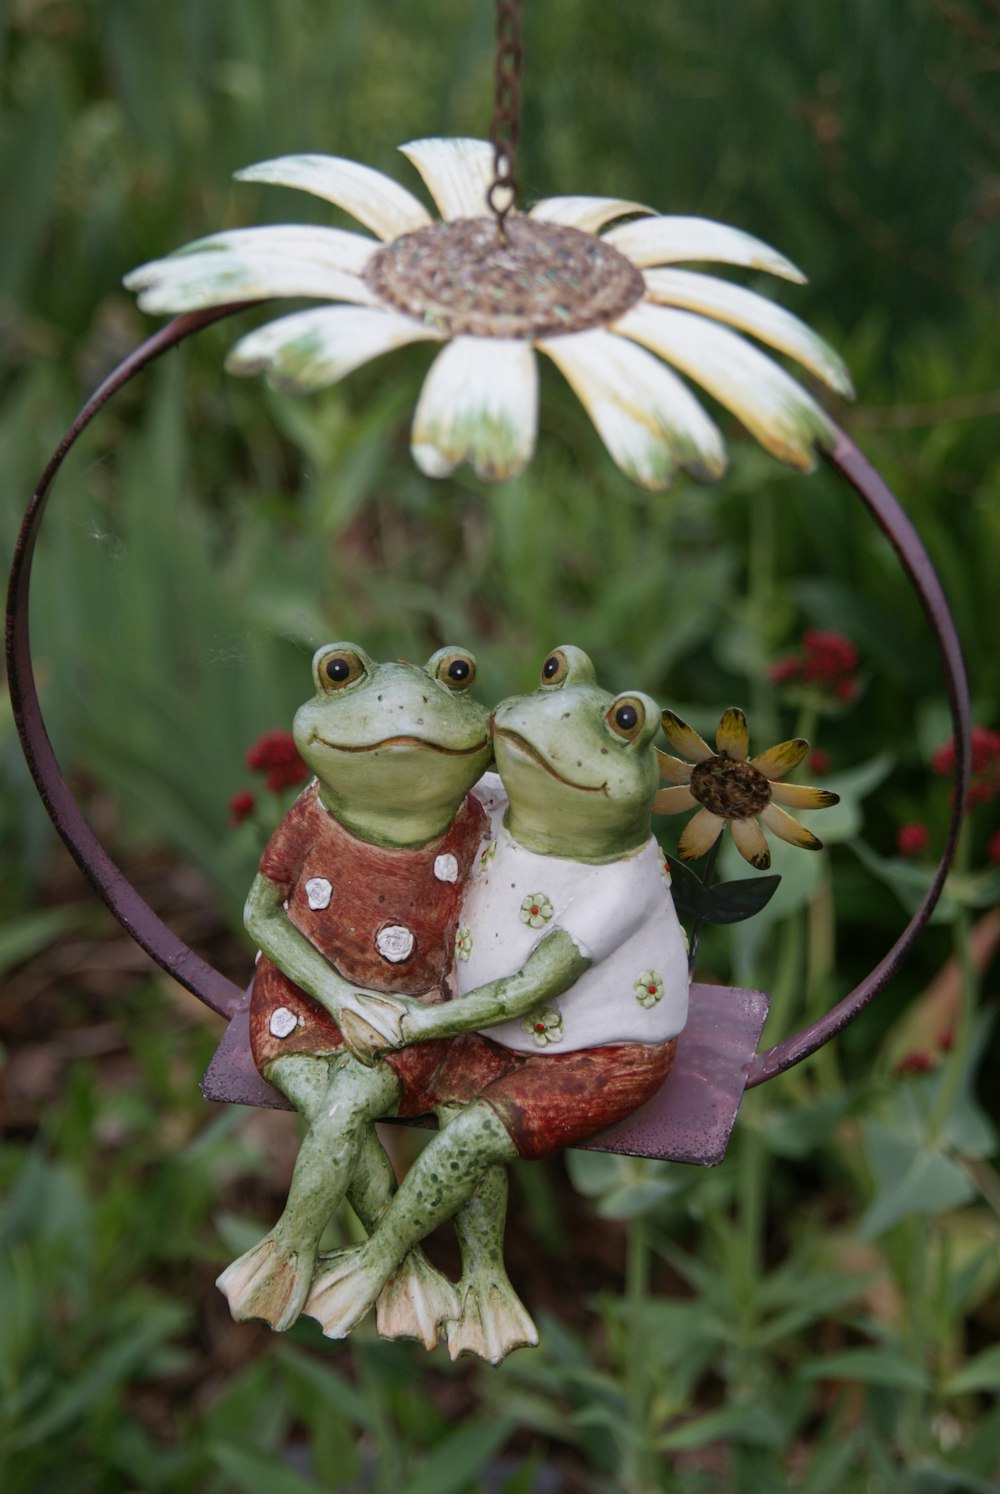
[459,779,689,1055]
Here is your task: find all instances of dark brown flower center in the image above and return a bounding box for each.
[365,216,645,339]
[689,756,772,820]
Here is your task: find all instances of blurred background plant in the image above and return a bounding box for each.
[2,1,999,1489]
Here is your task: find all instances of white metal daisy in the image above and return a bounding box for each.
[125,137,852,491]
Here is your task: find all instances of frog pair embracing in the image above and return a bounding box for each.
[219,641,689,1363]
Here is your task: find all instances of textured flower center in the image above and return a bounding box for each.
[689,756,772,820]
[365,216,645,339]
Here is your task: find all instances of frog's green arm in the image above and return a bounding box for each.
[245,871,372,1020]
[398,930,590,1044]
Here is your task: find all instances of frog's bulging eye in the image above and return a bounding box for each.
[606,697,646,741]
[320,650,366,691]
[540,651,568,687]
[437,652,477,691]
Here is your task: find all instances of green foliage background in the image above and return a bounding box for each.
[2,2,999,1489]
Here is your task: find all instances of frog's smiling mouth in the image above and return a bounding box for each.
[495,728,607,793]
[310,732,489,757]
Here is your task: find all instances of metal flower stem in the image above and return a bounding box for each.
[686,832,724,972]
[487,0,524,235]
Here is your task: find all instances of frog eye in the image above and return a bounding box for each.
[436,651,477,691]
[540,650,569,687]
[318,648,366,691]
[606,696,646,742]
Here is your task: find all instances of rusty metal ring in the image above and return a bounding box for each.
[4,307,971,1076]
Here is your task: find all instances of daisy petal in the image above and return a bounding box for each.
[660,712,714,764]
[125,251,377,315]
[769,783,840,810]
[656,750,693,784]
[653,785,697,815]
[731,817,771,870]
[411,337,538,481]
[750,738,809,780]
[175,225,378,273]
[235,155,432,241]
[715,707,749,760]
[537,328,726,490]
[643,268,853,397]
[604,215,806,282]
[226,305,443,394]
[679,808,726,860]
[615,304,833,469]
[530,196,652,233]
[399,137,496,221]
[761,802,824,850]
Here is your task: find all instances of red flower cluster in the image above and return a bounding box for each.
[246,730,310,794]
[932,725,1000,807]
[893,1028,954,1078]
[769,629,859,702]
[897,822,930,858]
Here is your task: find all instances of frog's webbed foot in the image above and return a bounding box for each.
[303,1245,385,1339]
[216,1232,316,1333]
[375,1247,460,1350]
[446,1270,538,1365]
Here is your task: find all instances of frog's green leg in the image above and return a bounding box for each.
[216,1052,399,1332]
[447,1165,537,1364]
[304,1100,517,1340]
[349,1128,460,1350]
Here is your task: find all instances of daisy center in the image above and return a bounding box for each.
[365,217,645,339]
[689,756,772,820]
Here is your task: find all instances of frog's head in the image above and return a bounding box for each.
[492,645,661,863]
[294,642,492,847]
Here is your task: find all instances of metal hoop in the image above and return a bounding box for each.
[4,307,971,1071]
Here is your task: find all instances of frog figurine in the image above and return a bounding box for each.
[218,641,495,1342]
[302,645,690,1349]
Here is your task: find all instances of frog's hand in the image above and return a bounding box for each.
[245,870,362,1022]
[338,992,410,1062]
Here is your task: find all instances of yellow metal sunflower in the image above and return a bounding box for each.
[125,137,852,491]
[655,707,839,869]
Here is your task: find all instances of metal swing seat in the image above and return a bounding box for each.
[6,306,971,1166]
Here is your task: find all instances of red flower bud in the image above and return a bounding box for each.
[228,790,256,826]
[897,822,930,858]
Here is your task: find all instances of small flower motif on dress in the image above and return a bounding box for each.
[304,876,333,910]
[657,843,672,885]
[269,1006,300,1039]
[520,893,554,928]
[434,852,459,883]
[455,926,473,962]
[634,970,665,1008]
[477,838,497,873]
[524,1008,564,1046]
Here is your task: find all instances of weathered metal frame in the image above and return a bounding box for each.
[5,305,971,1156]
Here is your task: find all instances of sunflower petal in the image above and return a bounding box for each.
[731,817,771,869]
[770,783,840,810]
[660,712,714,764]
[125,250,377,315]
[536,328,726,489]
[653,785,698,815]
[235,155,432,240]
[715,707,749,760]
[761,802,824,851]
[603,215,806,282]
[399,137,498,221]
[750,738,809,780]
[226,305,443,394]
[530,196,652,233]
[615,303,833,468]
[656,750,693,784]
[679,808,726,860]
[643,268,854,397]
[411,337,538,480]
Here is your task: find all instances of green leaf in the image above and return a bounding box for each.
[860,1122,975,1237]
[657,1401,787,1451]
[0,906,87,974]
[799,1347,930,1390]
[702,872,782,923]
[209,1442,320,1494]
[661,853,716,920]
[944,1342,1000,1396]
[405,1419,515,1494]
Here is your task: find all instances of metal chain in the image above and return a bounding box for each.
[487,0,524,234]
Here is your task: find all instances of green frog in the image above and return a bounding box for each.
[303,646,690,1354]
[218,640,494,1342]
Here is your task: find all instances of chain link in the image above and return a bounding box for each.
[487,0,524,235]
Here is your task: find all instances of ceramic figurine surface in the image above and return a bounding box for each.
[219,642,493,1341]
[293,646,690,1359]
